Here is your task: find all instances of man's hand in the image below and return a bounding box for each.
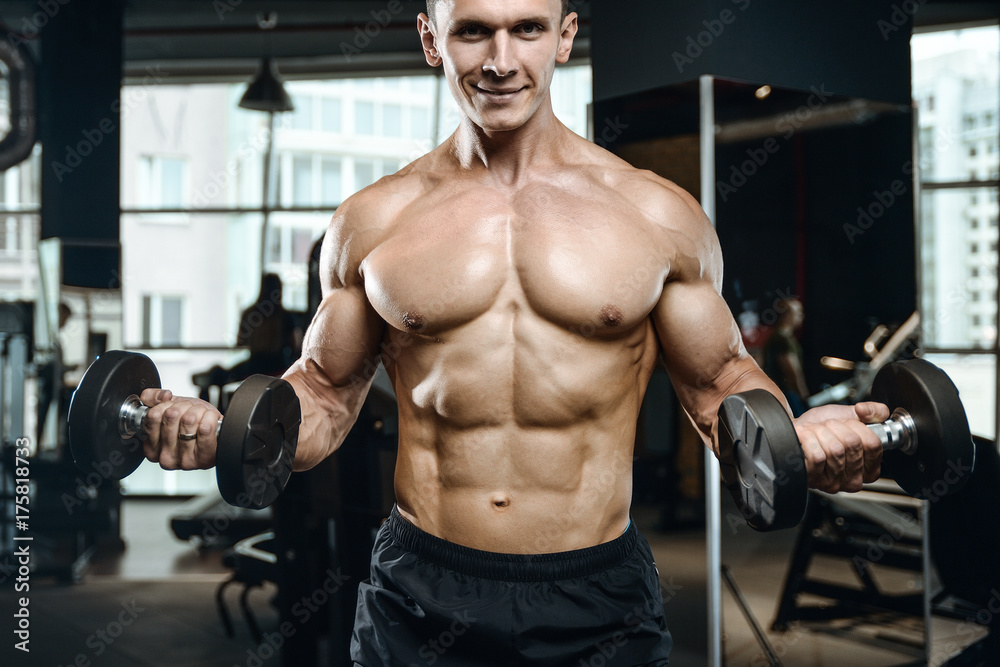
[793,402,890,493]
[139,389,222,470]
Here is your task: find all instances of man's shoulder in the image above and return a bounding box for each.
[322,153,445,283]
[577,148,709,233]
[328,157,436,247]
[576,145,720,281]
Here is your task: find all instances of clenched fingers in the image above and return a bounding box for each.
[852,401,888,483]
[795,409,884,493]
[139,391,220,470]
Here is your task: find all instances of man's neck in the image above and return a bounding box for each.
[450,102,568,185]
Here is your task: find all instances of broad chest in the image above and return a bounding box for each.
[361,188,668,336]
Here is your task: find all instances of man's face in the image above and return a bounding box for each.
[419,0,577,134]
[786,301,804,329]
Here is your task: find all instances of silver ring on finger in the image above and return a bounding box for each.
[178,432,198,441]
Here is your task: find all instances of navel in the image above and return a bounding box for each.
[490,494,511,510]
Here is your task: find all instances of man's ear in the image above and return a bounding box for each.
[418,13,442,67]
[556,12,579,64]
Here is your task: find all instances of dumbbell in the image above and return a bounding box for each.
[67,350,301,510]
[717,358,976,531]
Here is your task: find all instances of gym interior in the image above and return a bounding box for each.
[0,0,999,665]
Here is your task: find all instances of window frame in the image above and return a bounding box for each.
[141,293,186,347]
[913,21,1000,438]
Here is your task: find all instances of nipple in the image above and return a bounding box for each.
[402,312,425,332]
[600,304,624,328]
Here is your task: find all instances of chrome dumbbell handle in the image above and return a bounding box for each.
[867,408,918,455]
[119,394,223,440]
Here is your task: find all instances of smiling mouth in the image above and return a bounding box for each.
[474,86,525,99]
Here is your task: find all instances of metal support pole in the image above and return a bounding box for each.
[700,74,723,667]
[8,334,27,440]
[0,333,7,445]
[921,500,932,665]
[259,110,276,278]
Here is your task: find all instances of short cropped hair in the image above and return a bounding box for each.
[426,0,571,25]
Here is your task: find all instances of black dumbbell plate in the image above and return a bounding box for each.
[67,350,159,480]
[718,389,807,531]
[871,359,975,498]
[216,375,300,510]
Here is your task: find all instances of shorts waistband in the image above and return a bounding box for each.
[385,506,639,582]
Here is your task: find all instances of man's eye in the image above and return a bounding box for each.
[458,25,485,37]
[519,23,543,35]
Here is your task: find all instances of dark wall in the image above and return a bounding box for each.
[590,1,917,391]
[39,0,123,288]
[716,112,916,389]
[592,0,913,105]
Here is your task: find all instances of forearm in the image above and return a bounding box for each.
[673,356,788,455]
[283,357,375,471]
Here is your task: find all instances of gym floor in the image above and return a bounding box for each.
[5,496,984,666]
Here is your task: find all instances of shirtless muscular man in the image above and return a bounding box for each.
[140,1,887,664]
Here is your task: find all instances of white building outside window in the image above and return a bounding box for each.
[913,24,1000,438]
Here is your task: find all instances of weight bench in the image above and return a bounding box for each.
[168,487,272,549]
[216,530,278,644]
[771,483,927,635]
[772,438,1000,662]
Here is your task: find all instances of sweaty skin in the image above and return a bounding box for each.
[139,0,887,554]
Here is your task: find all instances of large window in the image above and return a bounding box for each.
[913,24,1000,438]
[141,294,185,347]
[0,148,41,301]
[281,154,343,207]
[138,155,189,209]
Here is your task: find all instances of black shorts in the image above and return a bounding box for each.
[351,507,672,666]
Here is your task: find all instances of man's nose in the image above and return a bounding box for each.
[483,32,518,77]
